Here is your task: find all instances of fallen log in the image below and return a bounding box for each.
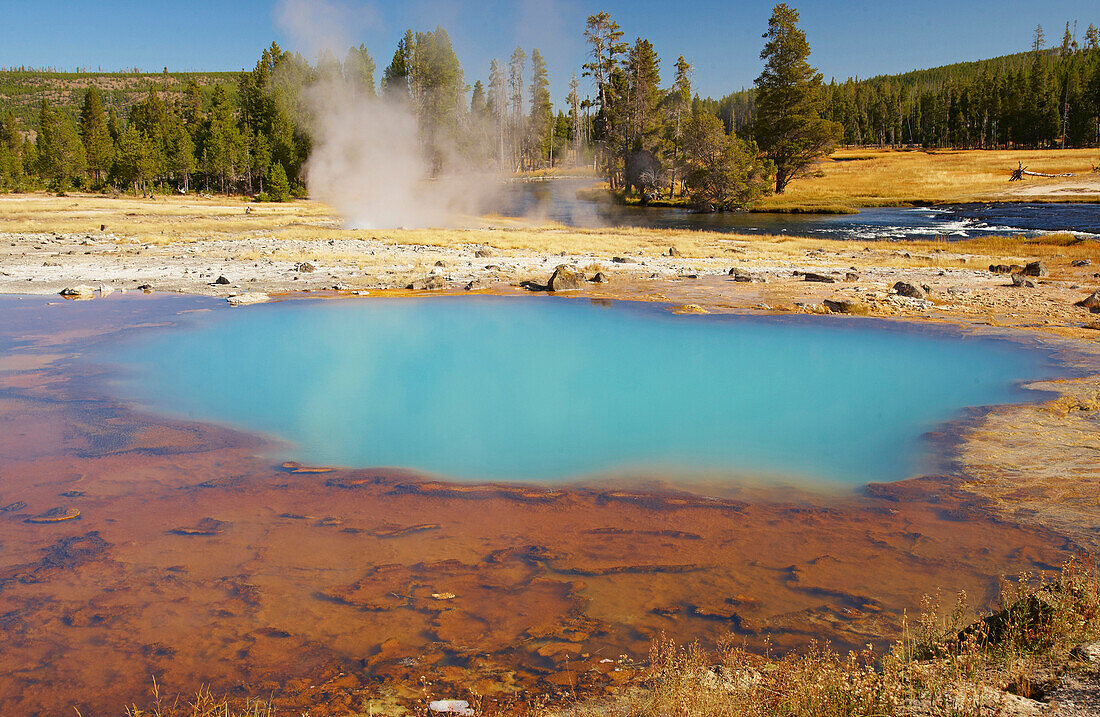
[1010,161,1073,181]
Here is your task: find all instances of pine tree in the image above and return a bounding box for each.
[753,4,840,193]
[489,59,508,169]
[625,38,661,152]
[345,44,376,97]
[528,49,552,167]
[663,56,692,197]
[583,12,628,182]
[267,162,291,201]
[508,47,526,170]
[36,101,86,189]
[683,112,774,209]
[382,32,412,102]
[79,87,112,186]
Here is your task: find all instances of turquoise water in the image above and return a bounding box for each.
[105,297,1057,486]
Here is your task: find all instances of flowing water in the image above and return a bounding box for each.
[497,178,1100,239]
[105,297,1059,487]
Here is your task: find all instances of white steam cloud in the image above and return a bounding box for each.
[277,0,504,229]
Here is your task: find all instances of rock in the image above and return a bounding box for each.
[98,284,115,297]
[463,280,484,291]
[215,275,230,285]
[729,268,766,283]
[893,281,926,299]
[295,261,315,273]
[590,272,609,283]
[823,298,869,315]
[25,507,81,524]
[668,247,681,257]
[989,264,1024,274]
[1076,290,1100,313]
[1022,261,1049,277]
[59,285,97,299]
[1,501,28,513]
[844,271,860,282]
[137,284,153,293]
[1072,259,1092,267]
[474,248,494,258]
[227,292,270,306]
[1071,640,1100,664]
[1012,273,1038,288]
[547,265,586,291]
[802,272,836,283]
[434,260,446,267]
[429,700,474,716]
[431,592,457,601]
[673,304,709,314]
[169,518,227,536]
[611,256,635,264]
[407,275,447,291]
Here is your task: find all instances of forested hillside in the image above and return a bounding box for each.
[0,70,239,128]
[711,23,1100,149]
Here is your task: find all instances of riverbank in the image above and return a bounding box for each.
[577,147,1100,213]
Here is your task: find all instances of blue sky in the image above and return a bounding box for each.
[1,0,1097,106]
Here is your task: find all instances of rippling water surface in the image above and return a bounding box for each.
[495,179,1100,239]
[105,297,1059,486]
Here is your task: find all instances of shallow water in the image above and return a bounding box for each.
[105,297,1058,486]
[496,179,1100,239]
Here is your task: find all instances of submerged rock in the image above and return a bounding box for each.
[548,265,586,291]
[893,281,926,299]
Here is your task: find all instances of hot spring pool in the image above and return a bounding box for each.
[104,297,1059,486]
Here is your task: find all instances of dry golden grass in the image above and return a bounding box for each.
[587,559,1100,717]
[758,148,1100,211]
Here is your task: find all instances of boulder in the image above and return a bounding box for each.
[844,271,860,282]
[215,275,230,285]
[802,272,837,283]
[1072,259,1092,267]
[893,281,926,299]
[989,264,1024,274]
[611,256,636,264]
[474,248,494,258]
[407,275,447,291]
[1071,640,1100,664]
[547,265,586,291]
[823,298,869,315]
[295,261,316,273]
[1075,290,1100,313]
[668,247,682,258]
[1012,273,1037,288]
[729,268,766,283]
[1022,261,1049,277]
[227,292,270,306]
[59,285,97,299]
[137,284,154,293]
[591,272,609,283]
